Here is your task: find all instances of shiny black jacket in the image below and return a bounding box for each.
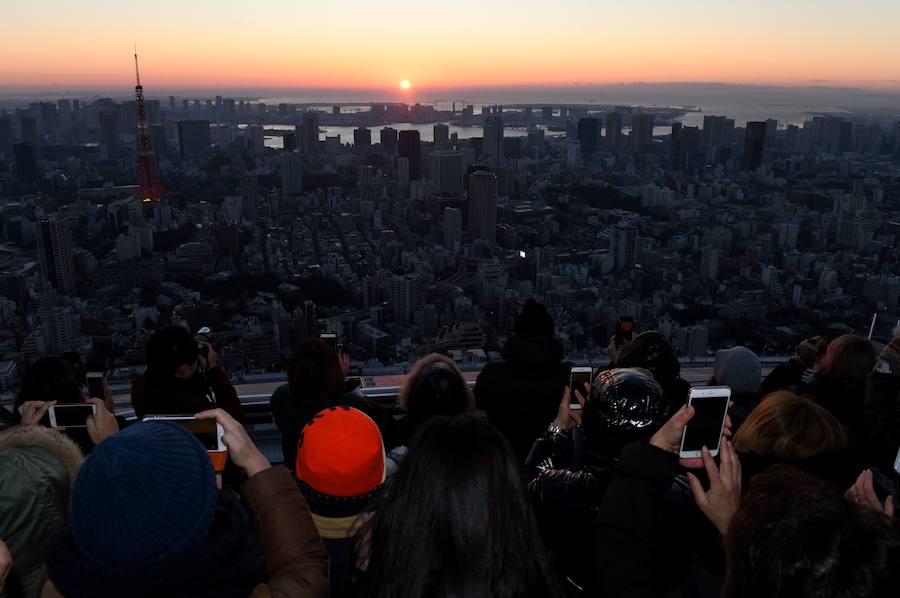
[524,428,615,592]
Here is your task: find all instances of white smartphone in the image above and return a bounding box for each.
[143,415,226,452]
[86,372,105,399]
[893,446,900,476]
[679,386,731,459]
[320,333,337,353]
[569,366,593,410]
[48,404,97,428]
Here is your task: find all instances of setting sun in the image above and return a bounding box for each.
[399,79,411,90]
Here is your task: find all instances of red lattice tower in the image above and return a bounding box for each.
[134,50,165,203]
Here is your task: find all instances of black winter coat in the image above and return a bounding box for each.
[864,371,900,471]
[475,334,570,462]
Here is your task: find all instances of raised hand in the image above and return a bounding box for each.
[846,469,894,517]
[16,400,55,426]
[687,440,742,535]
[85,398,119,446]
[552,384,586,433]
[197,408,270,477]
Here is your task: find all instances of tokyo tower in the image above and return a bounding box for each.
[133,50,165,203]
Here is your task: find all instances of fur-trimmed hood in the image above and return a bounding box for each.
[0,424,84,487]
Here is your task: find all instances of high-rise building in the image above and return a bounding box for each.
[149,124,167,160]
[353,127,371,153]
[542,106,554,120]
[433,123,450,146]
[443,207,462,252]
[398,130,421,180]
[301,111,320,155]
[700,247,720,281]
[281,152,304,195]
[99,110,120,159]
[630,113,654,153]
[483,109,505,168]
[0,116,13,158]
[577,117,602,159]
[247,125,265,156]
[115,233,142,261]
[380,127,398,153]
[390,273,420,323]
[742,121,767,171]
[20,117,39,148]
[430,150,464,194]
[13,143,37,183]
[611,224,638,271]
[241,174,260,221]
[177,120,211,159]
[468,171,498,242]
[605,112,623,150]
[37,216,76,293]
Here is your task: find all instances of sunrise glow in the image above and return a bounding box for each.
[399,80,411,90]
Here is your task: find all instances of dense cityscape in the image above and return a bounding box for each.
[0,64,899,402]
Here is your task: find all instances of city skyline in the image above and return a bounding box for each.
[3,1,900,91]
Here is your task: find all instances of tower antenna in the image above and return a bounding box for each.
[134,45,141,87]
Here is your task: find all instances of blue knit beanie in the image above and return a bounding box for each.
[70,421,218,565]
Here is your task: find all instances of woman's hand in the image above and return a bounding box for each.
[650,404,694,453]
[17,400,54,426]
[687,440,742,535]
[85,398,119,446]
[552,385,587,433]
[0,540,11,593]
[197,408,270,477]
[339,353,351,377]
[846,469,894,517]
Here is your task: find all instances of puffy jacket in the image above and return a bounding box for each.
[475,334,570,462]
[524,428,614,592]
[864,371,900,471]
[0,425,83,598]
[131,365,244,422]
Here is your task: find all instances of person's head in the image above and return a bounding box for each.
[398,354,474,419]
[815,334,877,388]
[45,421,231,595]
[616,331,681,383]
[513,298,555,337]
[733,392,849,462]
[360,415,560,598]
[714,346,762,397]
[145,326,201,382]
[724,466,900,598]
[295,406,385,517]
[15,357,82,411]
[582,367,669,459]
[288,338,345,410]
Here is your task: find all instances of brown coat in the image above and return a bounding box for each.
[243,466,331,598]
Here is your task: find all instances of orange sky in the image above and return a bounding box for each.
[3,1,899,91]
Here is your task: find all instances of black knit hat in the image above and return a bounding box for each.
[513,299,555,337]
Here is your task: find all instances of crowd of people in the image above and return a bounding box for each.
[1,301,900,597]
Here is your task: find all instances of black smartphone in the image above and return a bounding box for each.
[569,367,592,410]
[48,404,97,428]
[680,387,731,458]
[615,317,635,346]
[86,372,105,399]
[320,333,337,353]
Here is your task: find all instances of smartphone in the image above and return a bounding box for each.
[569,366,593,410]
[142,416,226,452]
[615,317,635,346]
[48,404,97,428]
[86,372,105,399]
[320,333,337,353]
[679,386,731,459]
[894,446,900,475]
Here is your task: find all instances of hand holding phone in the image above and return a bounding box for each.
[320,333,337,353]
[568,367,592,411]
[680,386,731,459]
[143,415,228,472]
[48,403,97,428]
[614,317,635,347]
[197,408,270,478]
[86,372,105,399]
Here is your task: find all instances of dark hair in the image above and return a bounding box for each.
[513,299,555,337]
[616,331,681,382]
[815,334,878,388]
[144,326,199,382]
[358,416,561,598]
[398,354,473,418]
[288,338,345,410]
[15,356,82,411]
[724,466,900,598]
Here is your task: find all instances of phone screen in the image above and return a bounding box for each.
[320,334,337,352]
[87,375,104,399]
[160,418,220,451]
[682,395,729,452]
[569,369,592,406]
[51,404,95,427]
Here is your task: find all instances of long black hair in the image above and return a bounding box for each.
[357,415,561,598]
[15,356,82,411]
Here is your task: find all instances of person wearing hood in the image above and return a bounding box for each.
[711,346,762,428]
[475,299,569,462]
[524,368,670,593]
[615,331,691,414]
[0,425,84,598]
